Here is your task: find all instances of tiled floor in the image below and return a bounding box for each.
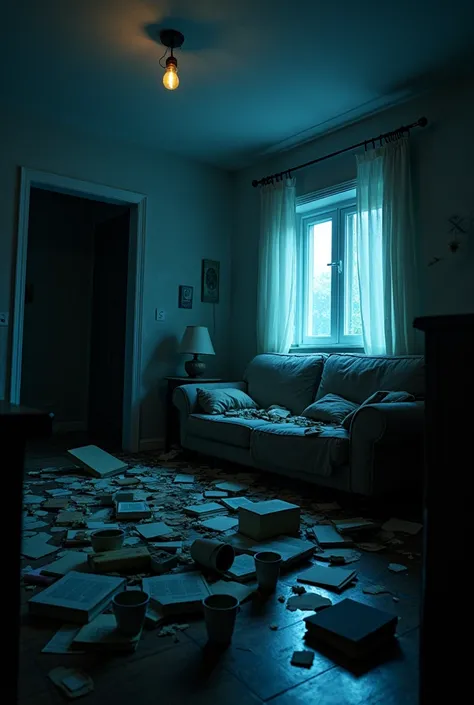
[19,441,421,705]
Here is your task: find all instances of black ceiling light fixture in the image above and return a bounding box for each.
[159,28,185,91]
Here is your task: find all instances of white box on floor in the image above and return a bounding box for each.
[238,500,300,541]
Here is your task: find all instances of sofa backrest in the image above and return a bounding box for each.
[244,353,327,415]
[316,353,425,404]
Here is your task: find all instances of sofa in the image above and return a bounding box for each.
[173,353,425,497]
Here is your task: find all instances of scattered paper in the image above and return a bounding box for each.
[315,549,361,564]
[388,562,408,573]
[23,495,45,505]
[86,522,120,531]
[381,518,423,535]
[204,490,228,498]
[173,474,195,484]
[201,516,238,532]
[42,624,83,654]
[313,501,340,512]
[49,667,94,699]
[214,481,247,493]
[22,533,60,560]
[357,542,386,552]
[209,580,255,603]
[22,520,48,530]
[136,522,173,540]
[363,584,389,595]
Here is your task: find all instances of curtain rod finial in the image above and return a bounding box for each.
[418,116,428,128]
[252,179,259,188]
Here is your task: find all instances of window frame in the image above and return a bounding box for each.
[294,190,363,349]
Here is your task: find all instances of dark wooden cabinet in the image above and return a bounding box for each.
[414,314,474,704]
[0,402,52,702]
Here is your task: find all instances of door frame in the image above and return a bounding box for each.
[11,167,146,453]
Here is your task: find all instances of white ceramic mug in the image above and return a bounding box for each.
[254,551,282,593]
[190,538,235,572]
[202,593,240,645]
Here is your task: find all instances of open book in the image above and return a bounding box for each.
[142,571,211,616]
[29,571,126,623]
[228,534,315,568]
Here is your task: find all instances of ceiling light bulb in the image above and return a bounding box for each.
[163,61,179,90]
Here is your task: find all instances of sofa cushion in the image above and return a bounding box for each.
[250,423,349,478]
[302,394,358,425]
[316,354,424,404]
[187,414,269,449]
[244,353,327,415]
[341,390,416,430]
[197,387,257,415]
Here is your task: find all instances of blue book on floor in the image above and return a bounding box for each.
[304,598,398,659]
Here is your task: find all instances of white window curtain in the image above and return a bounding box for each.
[257,178,296,353]
[356,139,418,355]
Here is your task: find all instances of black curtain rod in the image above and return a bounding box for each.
[251,116,428,187]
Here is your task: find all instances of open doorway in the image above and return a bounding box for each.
[20,189,130,449]
[11,168,146,452]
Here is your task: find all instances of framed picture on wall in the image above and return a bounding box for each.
[201,259,220,303]
[178,285,194,309]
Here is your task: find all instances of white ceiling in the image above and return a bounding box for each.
[2,1,474,169]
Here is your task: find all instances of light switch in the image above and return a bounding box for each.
[155,309,166,322]
[0,312,9,326]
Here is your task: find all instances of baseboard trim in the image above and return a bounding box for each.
[139,437,165,451]
[53,421,87,434]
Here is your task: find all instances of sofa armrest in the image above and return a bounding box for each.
[349,401,424,496]
[173,381,247,417]
[350,401,425,443]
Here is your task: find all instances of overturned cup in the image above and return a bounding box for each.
[190,538,235,572]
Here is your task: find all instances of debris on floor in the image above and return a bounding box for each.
[363,584,390,595]
[388,562,408,573]
[286,593,332,611]
[20,442,422,695]
[48,666,94,699]
[291,650,315,668]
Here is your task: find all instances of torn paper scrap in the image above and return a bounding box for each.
[388,563,408,573]
[42,625,83,654]
[286,593,332,612]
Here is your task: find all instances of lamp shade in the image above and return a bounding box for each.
[179,326,215,355]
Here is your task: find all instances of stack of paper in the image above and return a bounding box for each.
[214,481,247,494]
[297,564,357,592]
[183,502,228,519]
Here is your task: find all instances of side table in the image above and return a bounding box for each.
[165,377,221,451]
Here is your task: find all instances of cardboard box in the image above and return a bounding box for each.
[238,500,300,541]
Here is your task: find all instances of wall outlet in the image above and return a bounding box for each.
[0,312,9,326]
[155,309,166,322]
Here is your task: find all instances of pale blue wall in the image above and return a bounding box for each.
[231,76,474,376]
[0,114,233,444]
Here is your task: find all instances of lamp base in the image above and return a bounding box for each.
[185,354,206,378]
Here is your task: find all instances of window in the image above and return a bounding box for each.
[294,186,362,348]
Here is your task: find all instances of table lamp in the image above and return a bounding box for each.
[179,325,215,377]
